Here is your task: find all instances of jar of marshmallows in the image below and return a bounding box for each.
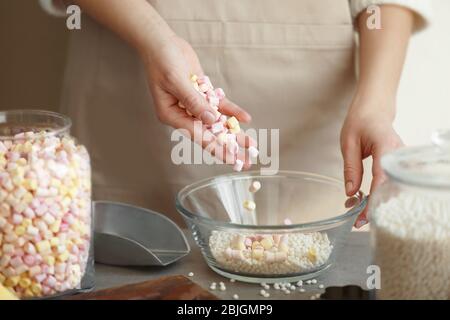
[369,130,450,300]
[0,110,93,298]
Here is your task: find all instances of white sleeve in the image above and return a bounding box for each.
[349,0,433,32]
[39,0,67,17]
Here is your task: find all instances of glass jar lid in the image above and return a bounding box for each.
[381,130,450,189]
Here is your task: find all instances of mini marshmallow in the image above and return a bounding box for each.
[227,139,239,155]
[248,146,259,158]
[215,88,225,100]
[211,122,225,134]
[226,117,239,130]
[231,235,246,250]
[252,248,264,260]
[216,132,227,145]
[260,236,274,250]
[243,200,256,211]
[233,159,244,172]
[249,181,261,193]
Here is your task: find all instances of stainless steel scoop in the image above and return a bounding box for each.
[93,201,190,266]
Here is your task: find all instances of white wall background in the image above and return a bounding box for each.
[395,0,450,145]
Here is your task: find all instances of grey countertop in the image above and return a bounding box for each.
[93,231,371,300]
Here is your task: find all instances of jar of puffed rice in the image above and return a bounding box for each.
[0,110,93,298]
[369,130,450,300]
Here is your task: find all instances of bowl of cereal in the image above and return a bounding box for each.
[176,171,367,283]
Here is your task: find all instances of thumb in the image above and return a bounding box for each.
[342,140,363,196]
[171,76,217,125]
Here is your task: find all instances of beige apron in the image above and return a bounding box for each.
[61,0,356,225]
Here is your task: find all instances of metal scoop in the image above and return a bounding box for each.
[93,201,190,266]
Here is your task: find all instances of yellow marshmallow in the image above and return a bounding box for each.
[30,283,42,295]
[0,284,18,300]
[24,179,38,191]
[0,273,6,284]
[5,276,20,287]
[14,226,26,236]
[22,192,33,204]
[12,167,25,177]
[50,220,61,233]
[12,176,24,187]
[36,240,51,254]
[23,289,34,298]
[22,218,32,228]
[260,237,274,250]
[22,141,33,153]
[307,248,317,262]
[58,252,69,262]
[50,237,60,247]
[243,200,256,211]
[226,116,239,129]
[44,256,55,266]
[68,188,78,198]
[18,278,31,289]
[252,248,264,260]
[229,124,241,134]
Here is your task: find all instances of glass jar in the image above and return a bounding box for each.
[0,110,93,298]
[369,130,450,300]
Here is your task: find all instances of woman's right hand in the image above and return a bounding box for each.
[72,0,255,167]
[140,30,255,166]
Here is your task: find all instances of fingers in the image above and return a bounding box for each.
[219,98,252,123]
[167,72,217,125]
[342,139,364,197]
[354,147,389,229]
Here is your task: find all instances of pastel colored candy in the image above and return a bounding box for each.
[177,74,259,171]
[0,132,91,298]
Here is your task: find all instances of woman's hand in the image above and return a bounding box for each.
[344,5,414,227]
[340,96,403,228]
[140,33,254,166]
[72,0,254,167]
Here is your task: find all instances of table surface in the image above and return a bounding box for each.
[93,231,371,300]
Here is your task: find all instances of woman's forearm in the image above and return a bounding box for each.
[354,5,414,118]
[72,0,173,55]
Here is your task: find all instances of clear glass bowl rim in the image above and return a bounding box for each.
[0,109,72,140]
[176,170,368,230]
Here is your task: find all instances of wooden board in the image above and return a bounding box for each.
[67,275,217,300]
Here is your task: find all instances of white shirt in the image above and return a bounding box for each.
[40,0,432,31]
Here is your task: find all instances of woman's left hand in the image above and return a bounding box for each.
[340,96,404,228]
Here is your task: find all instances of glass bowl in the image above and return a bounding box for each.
[176,171,367,283]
